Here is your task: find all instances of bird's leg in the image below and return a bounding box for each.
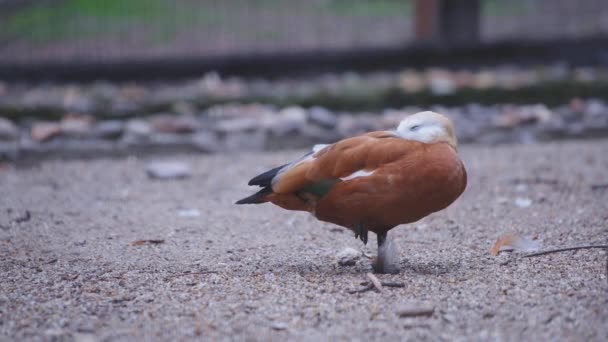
[354,224,368,245]
[373,231,399,274]
[377,231,387,248]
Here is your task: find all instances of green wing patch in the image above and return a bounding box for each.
[301,179,342,198]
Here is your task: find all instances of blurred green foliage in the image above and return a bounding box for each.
[4,0,168,42]
[482,0,531,16]
[1,0,538,46]
[2,0,414,44]
[321,0,411,17]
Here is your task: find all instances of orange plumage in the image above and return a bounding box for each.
[237,111,467,273]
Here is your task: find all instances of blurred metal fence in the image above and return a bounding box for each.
[0,0,607,64]
[481,0,608,42]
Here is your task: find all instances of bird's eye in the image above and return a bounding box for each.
[410,125,421,131]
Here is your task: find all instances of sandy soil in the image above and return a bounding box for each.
[1,140,607,341]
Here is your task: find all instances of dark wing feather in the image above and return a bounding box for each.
[235,186,273,204]
[247,163,289,186]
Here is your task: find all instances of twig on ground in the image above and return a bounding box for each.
[590,184,608,191]
[348,283,374,294]
[366,273,383,292]
[524,245,608,257]
[348,279,405,294]
[396,306,435,318]
[164,271,218,281]
[380,282,406,288]
[131,239,165,246]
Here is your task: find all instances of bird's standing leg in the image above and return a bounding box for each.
[373,231,399,274]
[354,224,368,245]
[377,231,387,248]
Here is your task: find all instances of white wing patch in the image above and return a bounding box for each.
[272,144,331,187]
[341,169,375,181]
[313,144,329,153]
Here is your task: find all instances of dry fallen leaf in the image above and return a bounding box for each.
[490,233,540,256]
[132,239,165,246]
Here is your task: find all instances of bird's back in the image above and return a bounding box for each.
[314,142,467,232]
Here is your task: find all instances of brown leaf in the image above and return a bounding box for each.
[131,239,165,246]
[490,233,540,256]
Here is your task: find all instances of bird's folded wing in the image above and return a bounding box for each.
[272,131,418,194]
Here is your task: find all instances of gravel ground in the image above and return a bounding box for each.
[1,140,607,341]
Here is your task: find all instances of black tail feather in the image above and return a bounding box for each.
[248,163,288,186]
[235,186,273,204]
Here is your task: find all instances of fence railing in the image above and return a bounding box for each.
[0,0,607,80]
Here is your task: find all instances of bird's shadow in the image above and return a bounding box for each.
[250,257,463,278]
[400,259,463,276]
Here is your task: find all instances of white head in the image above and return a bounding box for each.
[396,111,457,149]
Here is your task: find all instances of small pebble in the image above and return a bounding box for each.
[146,161,192,179]
[270,321,288,331]
[515,197,532,208]
[178,209,201,218]
[0,118,18,141]
[336,247,361,266]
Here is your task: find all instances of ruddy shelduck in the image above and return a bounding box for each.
[237,111,467,273]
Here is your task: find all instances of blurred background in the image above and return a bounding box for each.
[1,0,608,160]
[2,0,608,63]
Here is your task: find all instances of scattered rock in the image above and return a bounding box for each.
[31,122,62,142]
[151,114,199,134]
[214,117,259,133]
[11,209,31,223]
[191,131,219,153]
[515,197,532,208]
[146,161,192,179]
[428,69,456,95]
[172,101,197,116]
[62,87,94,113]
[1,72,607,158]
[120,84,147,101]
[125,119,152,138]
[223,130,266,151]
[0,118,18,141]
[94,120,124,139]
[60,114,94,138]
[138,293,155,303]
[271,106,307,136]
[0,142,18,160]
[398,69,426,93]
[308,106,337,129]
[336,247,361,266]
